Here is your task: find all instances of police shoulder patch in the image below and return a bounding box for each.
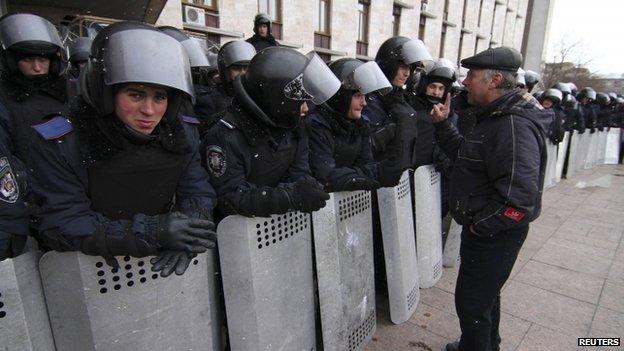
[206,145,227,178]
[32,116,73,140]
[0,157,19,203]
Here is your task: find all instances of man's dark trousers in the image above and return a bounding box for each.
[455,225,529,351]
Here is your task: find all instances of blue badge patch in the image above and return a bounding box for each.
[182,115,200,125]
[32,116,73,140]
[206,145,226,178]
[0,157,19,203]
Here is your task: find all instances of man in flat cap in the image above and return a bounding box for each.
[430,47,553,351]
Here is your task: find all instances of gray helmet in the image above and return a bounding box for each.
[217,40,256,83]
[543,88,563,105]
[578,87,596,101]
[608,92,618,102]
[516,68,526,88]
[552,82,571,96]
[68,37,93,63]
[81,21,194,116]
[563,94,578,109]
[159,26,211,68]
[253,13,272,35]
[595,92,610,106]
[566,82,578,95]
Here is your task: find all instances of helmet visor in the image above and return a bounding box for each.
[222,41,256,67]
[283,52,340,105]
[401,39,433,71]
[103,29,194,101]
[0,14,63,50]
[181,38,211,68]
[347,61,392,95]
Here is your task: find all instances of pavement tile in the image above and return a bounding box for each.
[509,253,532,281]
[599,280,624,314]
[365,309,452,351]
[420,286,457,316]
[501,281,595,336]
[552,230,615,250]
[513,260,605,304]
[546,237,616,259]
[516,324,580,351]
[588,307,624,339]
[408,301,460,340]
[607,259,624,284]
[532,238,613,278]
[499,313,532,351]
[434,267,458,294]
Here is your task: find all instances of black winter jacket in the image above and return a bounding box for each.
[434,89,552,236]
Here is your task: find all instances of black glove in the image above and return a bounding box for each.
[157,212,217,253]
[288,179,330,213]
[343,177,381,191]
[150,251,197,277]
[371,122,397,153]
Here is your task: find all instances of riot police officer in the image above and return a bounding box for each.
[578,87,598,133]
[203,47,338,218]
[246,13,279,52]
[595,92,612,131]
[0,124,29,261]
[562,94,584,133]
[28,22,217,277]
[66,37,93,100]
[364,36,433,169]
[539,88,565,143]
[306,58,404,192]
[195,40,256,132]
[0,13,69,162]
[524,70,540,93]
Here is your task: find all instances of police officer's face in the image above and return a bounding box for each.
[348,92,367,120]
[17,57,50,77]
[300,101,309,117]
[426,82,445,98]
[115,84,168,135]
[541,98,554,109]
[258,24,269,37]
[228,66,247,80]
[392,64,411,87]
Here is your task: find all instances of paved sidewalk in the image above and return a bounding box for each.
[366,164,624,351]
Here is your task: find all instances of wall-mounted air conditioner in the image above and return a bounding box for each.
[184,5,206,26]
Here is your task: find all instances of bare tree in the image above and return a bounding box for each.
[540,35,597,90]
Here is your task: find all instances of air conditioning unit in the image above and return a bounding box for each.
[184,5,206,26]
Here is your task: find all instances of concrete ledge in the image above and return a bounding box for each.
[356,54,375,61]
[277,40,303,49]
[443,20,457,28]
[393,0,414,9]
[420,11,438,19]
[314,47,348,57]
[460,28,474,34]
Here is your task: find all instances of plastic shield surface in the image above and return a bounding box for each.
[181,38,211,67]
[596,131,608,164]
[349,61,392,95]
[555,131,570,182]
[40,252,219,351]
[103,29,194,100]
[584,132,598,169]
[221,40,256,67]
[376,171,419,324]
[574,132,589,174]
[303,52,341,104]
[217,212,316,350]
[605,128,621,164]
[0,14,62,50]
[443,216,462,268]
[413,165,443,288]
[313,191,377,350]
[401,39,434,70]
[544,141,558,189]
[0,251,55,351]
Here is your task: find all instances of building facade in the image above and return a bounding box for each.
[157,0,552,75]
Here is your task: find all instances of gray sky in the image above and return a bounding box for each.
[546,0,624,78]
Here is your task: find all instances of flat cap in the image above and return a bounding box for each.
[460,46,522,72]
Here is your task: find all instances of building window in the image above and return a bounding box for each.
[314,0,331,49]
[439,24,447,58]
[357,0,370,56]
[461,0,469,28]
[418,15,426,40]
[392,5,401,36]
[258,0,282,40]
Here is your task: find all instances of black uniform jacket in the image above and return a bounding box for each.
[434,89,552,236]
[305,107,378,191]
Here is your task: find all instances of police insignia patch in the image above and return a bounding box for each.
[207,145,227,178]
[0,157,19,203]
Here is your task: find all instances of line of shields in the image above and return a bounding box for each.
[545,128,621,188]
[2,165,467,351]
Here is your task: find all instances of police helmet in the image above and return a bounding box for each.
[608,92,618,102]
[524,70,540,91]
[68,37,92,63]
[566,82,578,96]
[516,68,526,88]
[552,82,571,96]
[532,90,543,99]
[563,94,578,109]
[595,92,610,106]
[253,13,272,35]
[239,47,340,129]
[375,36,434,83]
[217,40,256,84]
[325,58,391,116]
[616,97,624,105]
[417,58,457,102]
[159,26,211,69]
[0,13,65,76]
[578,87,596,101]
[80,21,194,119]
[542,88,563,105]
